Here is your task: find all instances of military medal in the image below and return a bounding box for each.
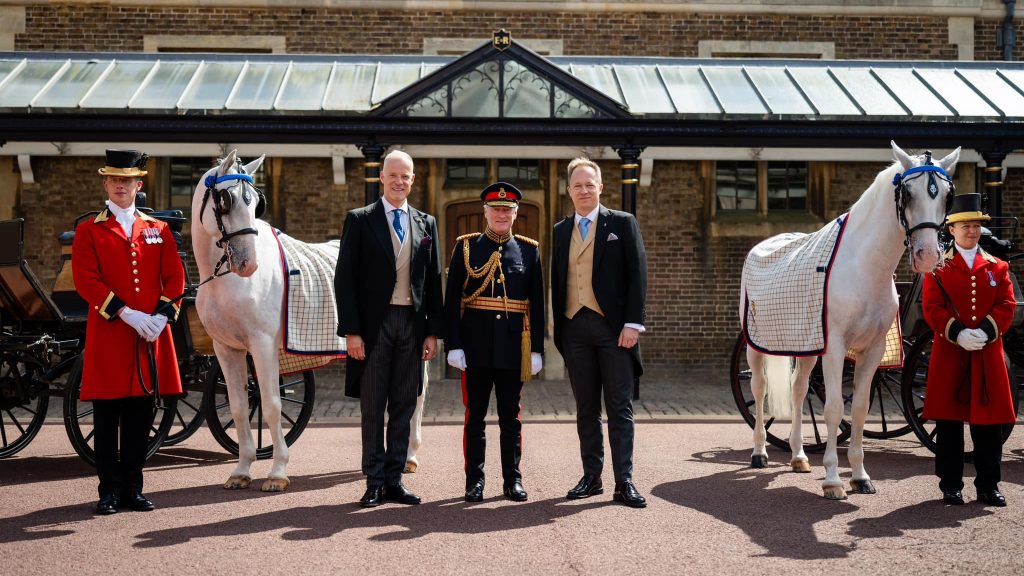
[143,228,162,244]
[988,271,996,287]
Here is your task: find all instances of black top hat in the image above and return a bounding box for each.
[98,149,148,177]
[480,182,522,208]
[946,193,990,224]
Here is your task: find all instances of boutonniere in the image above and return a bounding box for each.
[420,235,433,247]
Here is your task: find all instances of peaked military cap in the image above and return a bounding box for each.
[481,181,522,208]
[98,149,149,177]
[946,193,990,224]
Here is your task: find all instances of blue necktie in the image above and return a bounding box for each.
[392,208,405,243]
[579,217,591,241]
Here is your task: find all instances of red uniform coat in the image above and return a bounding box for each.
[72,208,185,400]
[921,246,1017,425]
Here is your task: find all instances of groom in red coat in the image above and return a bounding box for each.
[922,193,1016,507]
[73,149,185,515]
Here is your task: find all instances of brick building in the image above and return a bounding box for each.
[1,0,1023,375]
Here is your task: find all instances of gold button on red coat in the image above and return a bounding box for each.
[134,278,140,284]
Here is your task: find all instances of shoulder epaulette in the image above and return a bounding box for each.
[514,234,539,247]
[456,232,482,243]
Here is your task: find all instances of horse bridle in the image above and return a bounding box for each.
[891,151,955,248]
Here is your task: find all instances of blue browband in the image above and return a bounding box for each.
[892,164,950,185]
[204,173,254,188]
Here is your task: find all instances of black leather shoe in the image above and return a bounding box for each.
[503,481,528,502]
[359,486,383,508]
[941,490,965,505]
[382,482,421,505]
[566,475,604,500]
[123,492,155,512]
[465,480,484,503]
[95,494,119,515]
[613,481,648,508]
[978,489,1006,507]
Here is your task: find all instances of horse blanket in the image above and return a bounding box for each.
[741,214,902,367]
[274,230,346,375]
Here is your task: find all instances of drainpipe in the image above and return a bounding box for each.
[999,1,1017,61]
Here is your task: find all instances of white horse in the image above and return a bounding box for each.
[741,141,959,500]
[192,151,427,491]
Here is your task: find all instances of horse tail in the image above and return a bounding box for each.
[764,355,793,419]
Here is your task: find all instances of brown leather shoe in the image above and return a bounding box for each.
[566,474,604,500]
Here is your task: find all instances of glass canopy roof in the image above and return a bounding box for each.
[1,52,1023,122]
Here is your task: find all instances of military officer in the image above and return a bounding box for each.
[922,193,1016,507]
[72,149,185,515]
[445,182,545,503]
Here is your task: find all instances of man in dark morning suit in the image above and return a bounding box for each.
[445,182,545,503]
[335,150,444,508]
[552,157,649,508]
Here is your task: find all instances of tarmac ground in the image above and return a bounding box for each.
[3,387,1023,575]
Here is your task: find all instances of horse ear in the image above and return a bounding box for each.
[937,147,961,176]
[218,150,239,176]
[891,141,913,170]
[242,154,265,177]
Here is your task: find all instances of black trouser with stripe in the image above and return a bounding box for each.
[935,419,1003,493]
[463,367,523,489]
[360,305,421,488]
[92,396,155,499]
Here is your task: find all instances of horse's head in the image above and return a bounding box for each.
[891,141,960,273]
[194,150,267,277]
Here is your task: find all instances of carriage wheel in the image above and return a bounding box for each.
[861,364,913,439]
[62,355,176,467]
[730,332,851,453]
[901,332,1018,456]
[203,356,315,459]
[161,356,210,446]
[0,353,51,458]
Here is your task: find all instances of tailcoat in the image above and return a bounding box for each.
[72,208,185,401]
[922,246,1017,425]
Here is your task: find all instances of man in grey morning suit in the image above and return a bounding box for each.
[552,157,649,508]
[335,150,444,508]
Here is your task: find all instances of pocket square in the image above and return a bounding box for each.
[607,232,619,241]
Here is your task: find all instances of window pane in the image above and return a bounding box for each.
[446,159,487,185]
[33,60,106,108]
[178,62,243,110]
[276,63,331,110]
[451,61,500,117]
[498,159,540,187]
[227,62,287,110]
[81,62,155,109]
[766,162,808,211]
[502,60,551,118]
[129,62,199,109]
[716,161,757,211]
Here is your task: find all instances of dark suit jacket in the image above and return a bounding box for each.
[551,205,647,376]
[335,199,444,398]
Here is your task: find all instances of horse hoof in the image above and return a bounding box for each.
[751,455,769,468]
[404,461,418,474]
[823,486,848,500]
[850,479,876,494]
[224,475,252,490]
[790,459,812,473]
[261,477,290,492]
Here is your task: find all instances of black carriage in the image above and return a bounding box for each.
[0,209,316,463]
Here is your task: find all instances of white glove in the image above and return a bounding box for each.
[530,352,543,376]
[120,306,162,341]
[447,349,467,371]
[956,329,985,351]
[147,314,169,342]
[968,327,989,346]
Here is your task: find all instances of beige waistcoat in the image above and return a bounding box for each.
[389,218,413,306]
[565,218,604,319]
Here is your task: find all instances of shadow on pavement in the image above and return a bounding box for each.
[0,470,365,545]
[133,497,610,547]
[847,500,991,539]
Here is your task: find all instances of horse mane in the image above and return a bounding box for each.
[846,159,905,217]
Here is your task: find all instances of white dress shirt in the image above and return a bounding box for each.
[106,200,136,238]
[955,242,979,270]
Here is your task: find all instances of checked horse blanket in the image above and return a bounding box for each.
[741,214,902,368]
[274,230,346,375]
